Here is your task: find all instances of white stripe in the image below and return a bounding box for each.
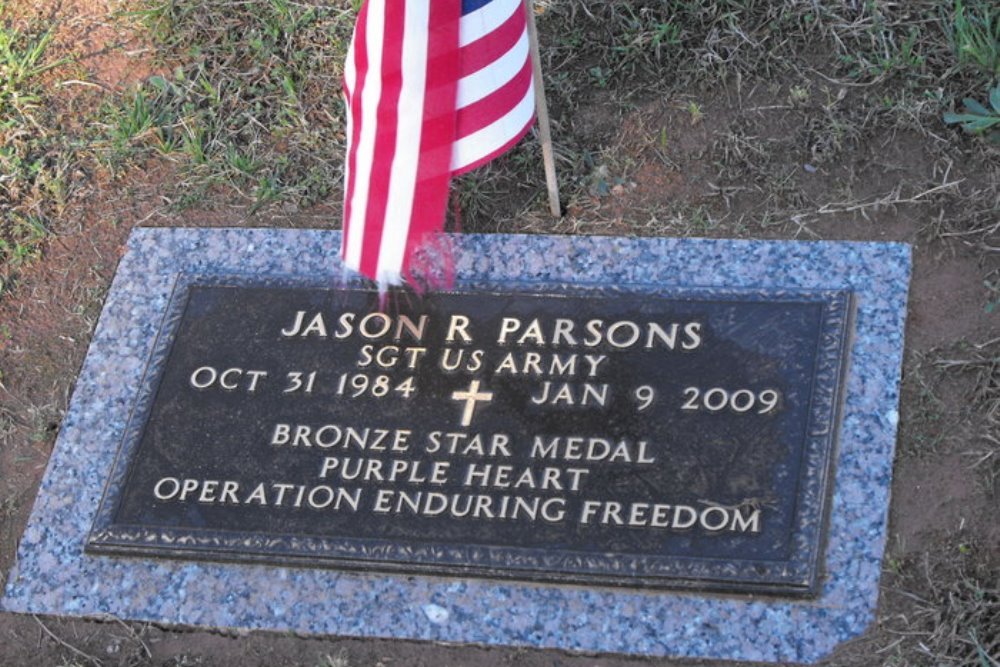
[460,0,522,46]
[340,11,358,253]
[340,94,354,255]
[344,0,386,271]
[344,29,357,95]
[451,79,534,171]
[456,30,529,109]
[376,0,428,284]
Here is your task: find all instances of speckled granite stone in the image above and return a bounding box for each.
[1,229,911,663]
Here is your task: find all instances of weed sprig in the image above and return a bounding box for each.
[945,83,1000,139]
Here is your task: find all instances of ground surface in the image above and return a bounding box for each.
[1,0,998,665]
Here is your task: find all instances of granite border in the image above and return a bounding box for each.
[1,229,911,664]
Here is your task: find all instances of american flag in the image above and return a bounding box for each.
[342,0,536,285]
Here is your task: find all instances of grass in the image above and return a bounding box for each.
[936,339,1000,496]
[885,339,999,666]
[3,0,997,273]
[53,0,998,241]
[952,0,1000,78]
[0,3,70,292]
[317,653,350,667]
[102,0,354,212]
[899,336,999,493]
[450,0,1000,236]
[899,350,950,458]
[884,543,1000,666]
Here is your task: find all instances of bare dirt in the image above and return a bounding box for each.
[1,1,998,666]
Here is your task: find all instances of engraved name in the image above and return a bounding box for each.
[280,309,703,351]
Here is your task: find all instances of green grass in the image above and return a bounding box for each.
[0,4,69,291]
[104,0,354,211]
[952,0,1000,78]
[942,1,1000,141]
[0,8,63,117]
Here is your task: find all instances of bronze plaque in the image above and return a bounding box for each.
[88,275,852,595]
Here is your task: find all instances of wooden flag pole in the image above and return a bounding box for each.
[523,0,561,218]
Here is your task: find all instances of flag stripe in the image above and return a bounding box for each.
[359,4,406,279]
[453,76,535,174]
[340,0,372,270]
[455,55,532,141]
[375,0,430,282]
[403,0,461,276]
[460,0,522,45]
[344,0,387,271]
[453,0,534,173]
[456,30,529,109]
[457,2,525,78]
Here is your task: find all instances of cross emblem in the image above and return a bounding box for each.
[451,379,494,427]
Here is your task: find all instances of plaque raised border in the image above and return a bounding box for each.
[87,272,853,596]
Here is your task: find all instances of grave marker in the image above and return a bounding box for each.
[1,230,911,663]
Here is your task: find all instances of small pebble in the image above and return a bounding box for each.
[422,603,449,625]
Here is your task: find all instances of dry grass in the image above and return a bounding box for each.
[452,1,1000,245]
[937,338,1000,495]
[882,545,999,667]
[881,336,999,666]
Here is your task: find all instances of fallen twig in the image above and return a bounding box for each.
[817,180,965,215]
[32,615,104,666]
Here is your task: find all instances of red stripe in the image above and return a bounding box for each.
[341,0,370,258]
[457,4,525,77]
[404,0,461,276]
[455,56,531,139]
[358,6,405,278]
